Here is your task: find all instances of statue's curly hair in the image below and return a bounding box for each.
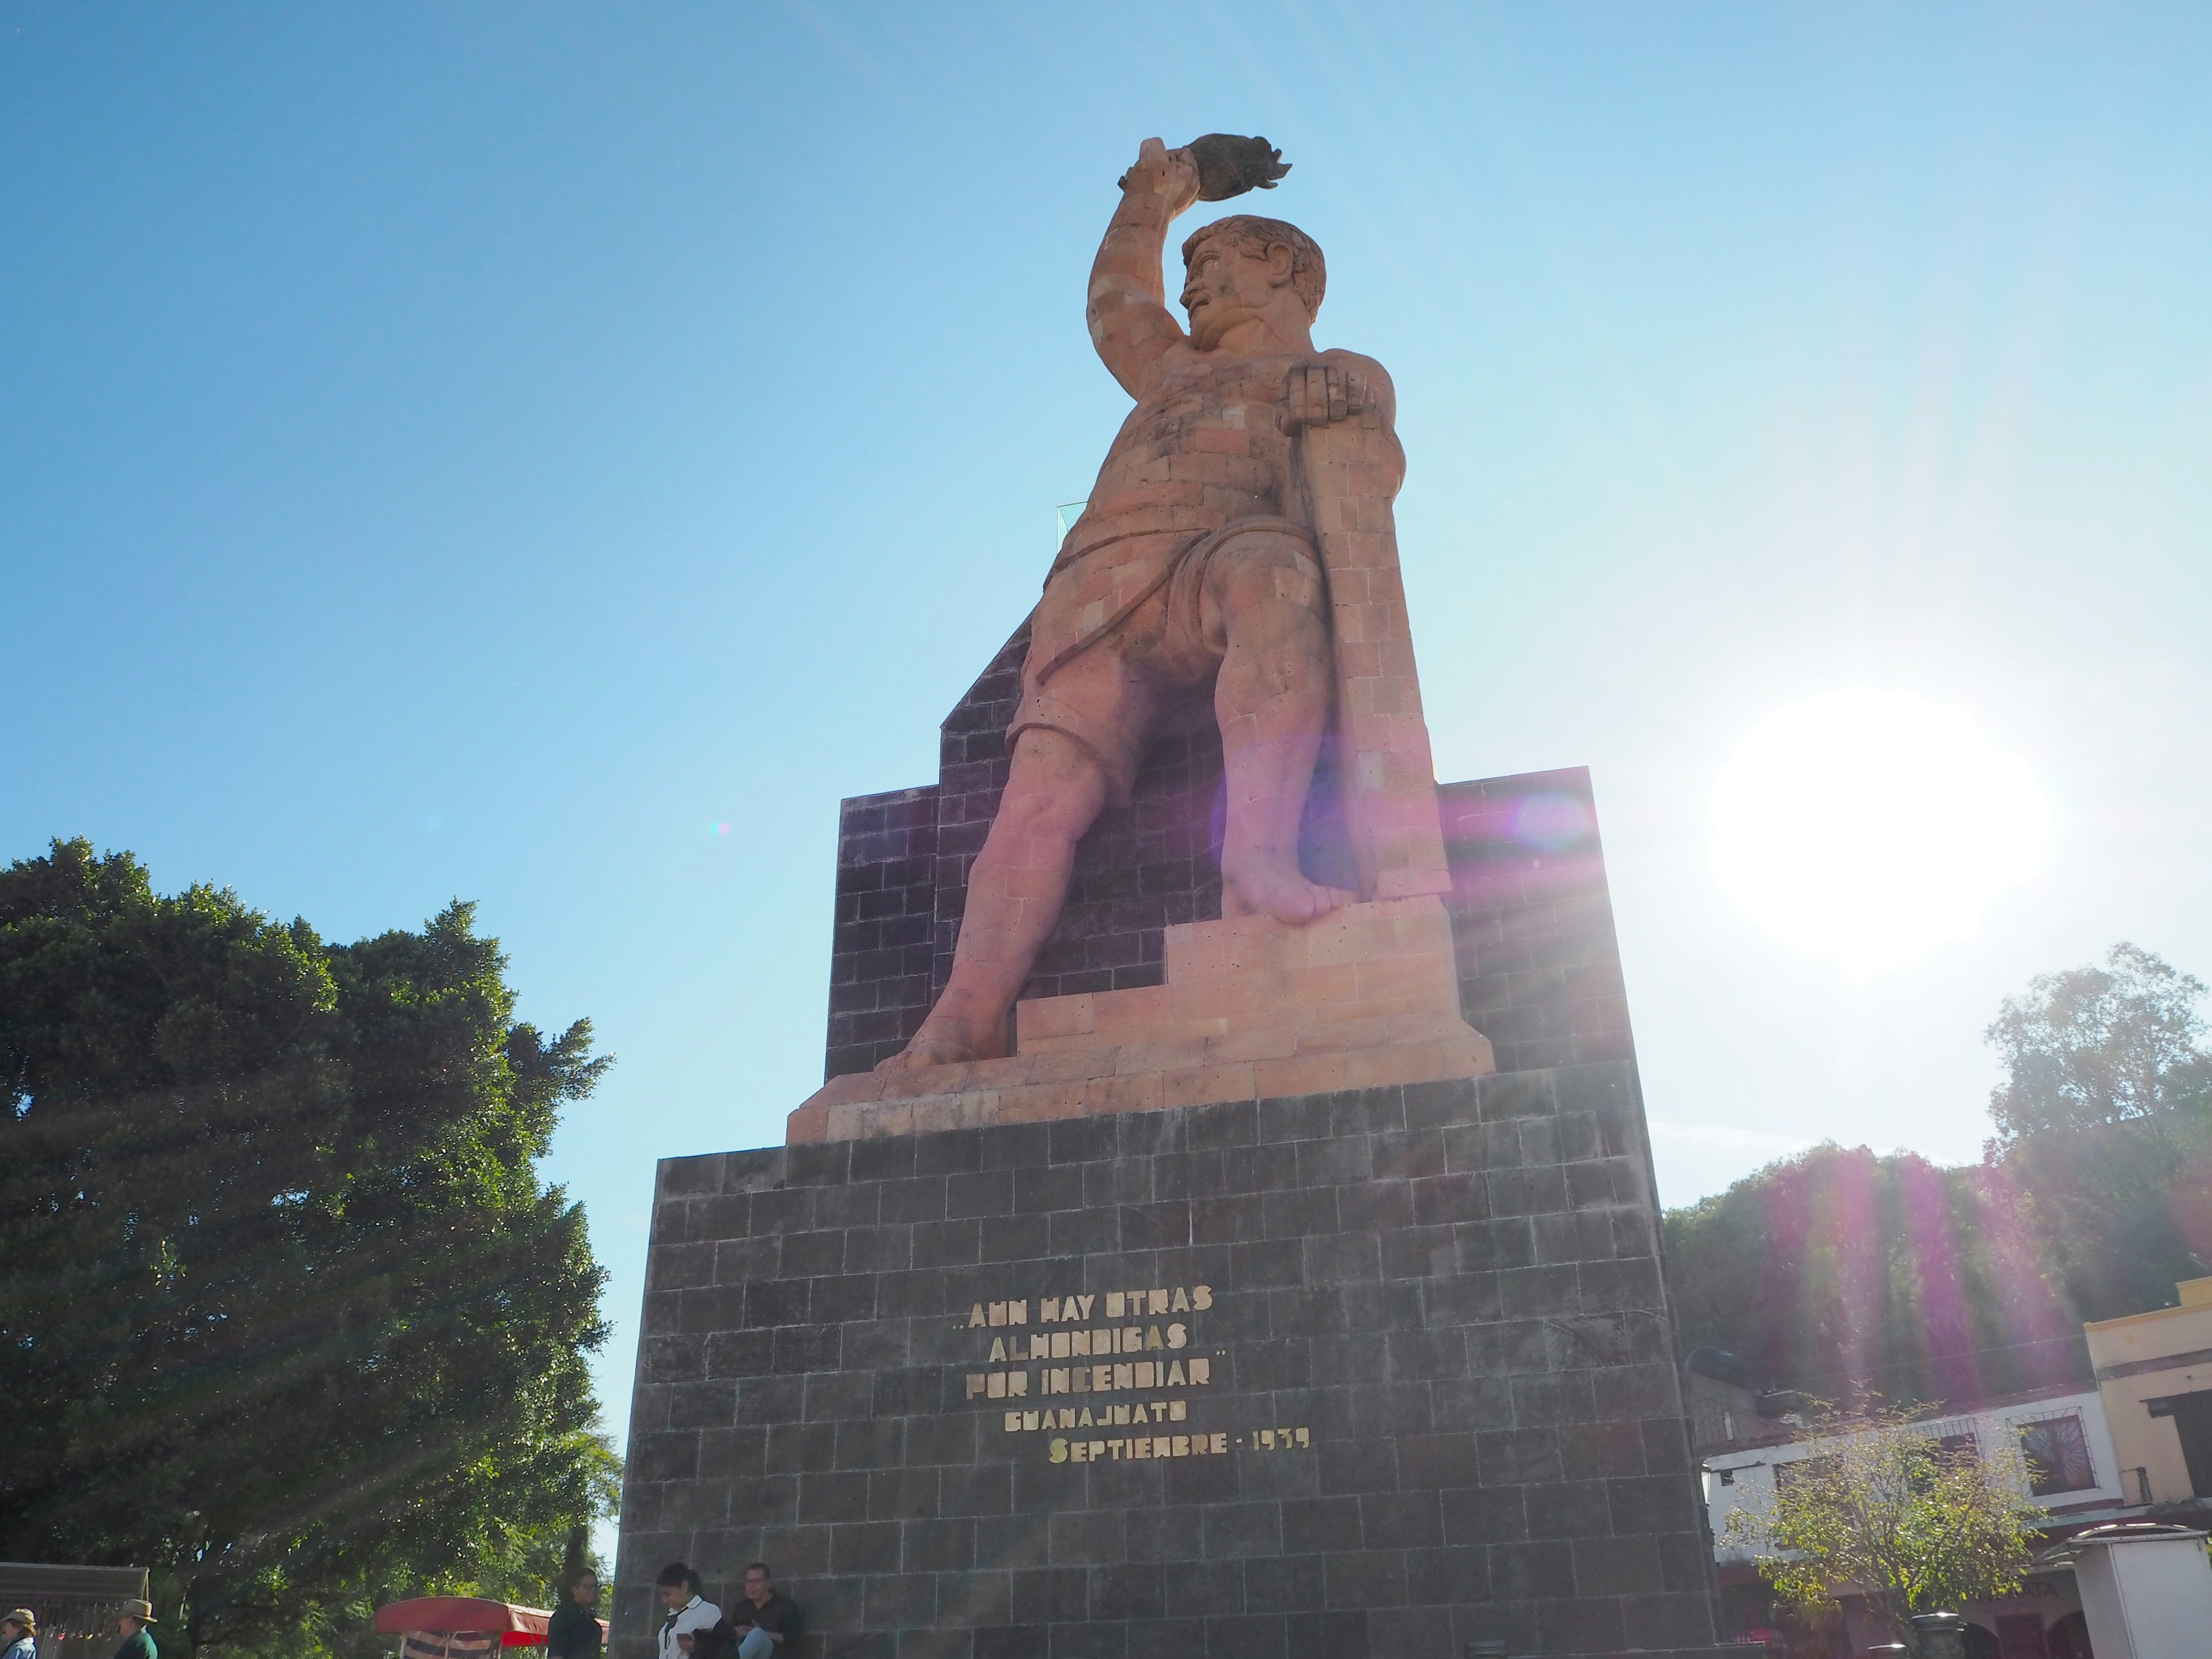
[1181,214,1325,319]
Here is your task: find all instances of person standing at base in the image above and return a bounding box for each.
[3,1608,36,1659]
[728,1565,798,1659]
[113,1601,158,1659]
[547,1570,603,1659]
[653,1565,719,1659]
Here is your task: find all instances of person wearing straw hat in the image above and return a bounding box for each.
[2,1607,36,1659]
[113,1600,158,1659]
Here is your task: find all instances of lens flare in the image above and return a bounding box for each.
[1708,688,2047,975]
[1513,791,1593,854]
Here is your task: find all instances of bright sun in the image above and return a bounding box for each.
[1707,688,2048,975]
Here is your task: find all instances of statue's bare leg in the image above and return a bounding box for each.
[880,728,1111,1069]
[1209,541,1356,924]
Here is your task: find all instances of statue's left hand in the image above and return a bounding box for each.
[1279,363,1378,434]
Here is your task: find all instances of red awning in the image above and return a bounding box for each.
[373,1599,554,1643]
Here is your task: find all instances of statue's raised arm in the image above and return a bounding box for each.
[1086,138,1201,397]
[1087,135,1293,397]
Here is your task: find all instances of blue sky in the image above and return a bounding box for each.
[6,5,2209,1484]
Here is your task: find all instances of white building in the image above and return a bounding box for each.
[1704,1386,2126,1559]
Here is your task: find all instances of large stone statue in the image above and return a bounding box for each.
[632,137,1729,1659]
[886,136,1448,1069]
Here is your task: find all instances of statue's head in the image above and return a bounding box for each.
[1179,214,1325,350]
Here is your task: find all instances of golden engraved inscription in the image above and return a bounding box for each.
[953,1282,1279,1463]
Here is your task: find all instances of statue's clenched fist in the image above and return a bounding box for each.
[1118,137,1202,214]
[1278,362,1377,433]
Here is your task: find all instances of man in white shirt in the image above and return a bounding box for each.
[653,1563,720,1659]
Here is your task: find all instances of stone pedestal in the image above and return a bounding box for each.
[790,896,1492,1143]
[614,1068,1736,1658]
[615,726,1729,1656]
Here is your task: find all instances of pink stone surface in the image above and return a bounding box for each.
[786,897,1493,1143]
[832,137,1471,1107]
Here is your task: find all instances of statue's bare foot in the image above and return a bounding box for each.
[1221,851,1355,925]
[876,1035,972,1071]
[874,1010,1003,1073]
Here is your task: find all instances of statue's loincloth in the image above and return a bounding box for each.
[1010,513,1320,804]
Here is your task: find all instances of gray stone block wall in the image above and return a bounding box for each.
[1437,769,1633,1075]
[612,1067,1733,1659]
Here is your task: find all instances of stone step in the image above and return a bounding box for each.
[789,896,1494,1143]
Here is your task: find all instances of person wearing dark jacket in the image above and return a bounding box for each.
[729,1565,799,1659]
[546,1571,604,1659]
[113,1601,158,1659]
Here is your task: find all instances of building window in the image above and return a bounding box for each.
[2146,1389,2212,1498]
[1772,1455,1836,1491]
[1933,1432,1979,1464]
[2020,1414,2094,1495]
[1716,1467,1736,1486]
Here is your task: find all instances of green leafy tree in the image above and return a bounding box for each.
[1722,1404,2046,1653]
[0,839,616,1654]
[1986,942,2210,1141]
[283,1451,619,1659]
[1668,945,2212,1404]
[1664,1145,2079,1404]
[1984,942,2212,1320]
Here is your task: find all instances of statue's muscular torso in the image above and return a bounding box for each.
[1075,351,1300,544]
[1060,345,1382,560]
[1035,343,1380,694]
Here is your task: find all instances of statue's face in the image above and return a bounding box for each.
[1179,233,1290,350]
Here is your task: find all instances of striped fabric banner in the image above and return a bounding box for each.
[400,1633,498,1659]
